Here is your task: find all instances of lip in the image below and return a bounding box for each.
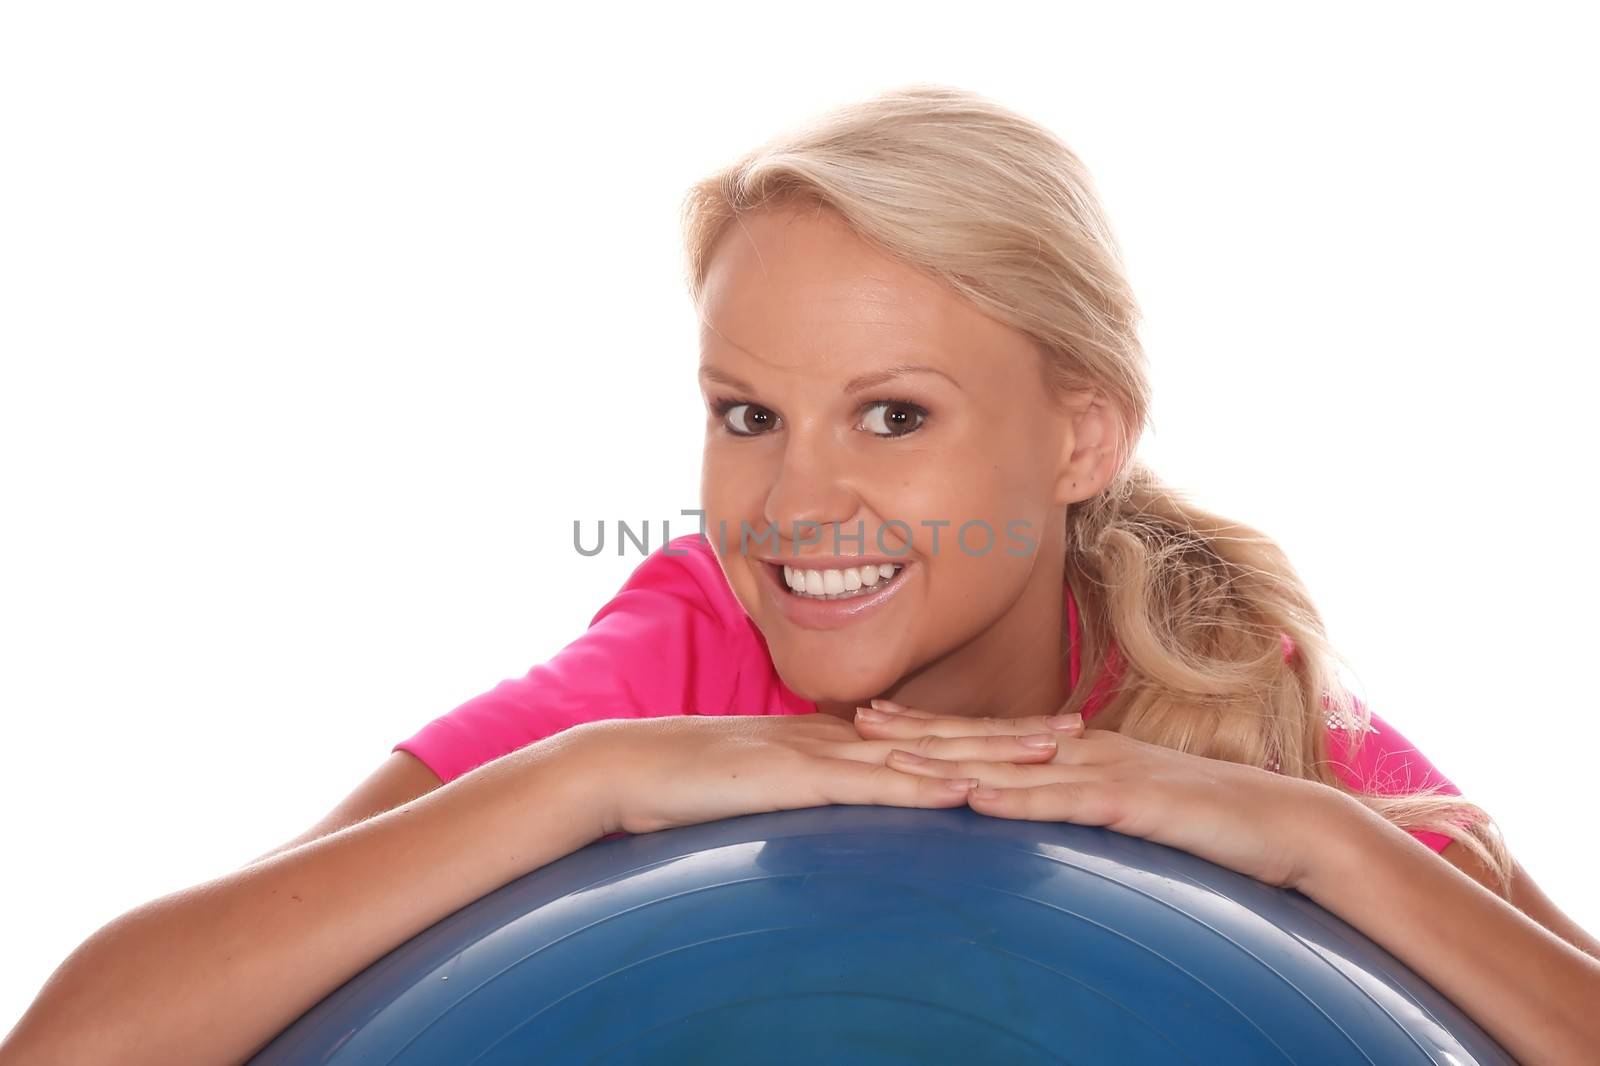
[757,557,915,631]
[754,554,912,569]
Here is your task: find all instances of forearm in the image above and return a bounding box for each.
[1,728,607,1066]
[1298,795,1600,1065]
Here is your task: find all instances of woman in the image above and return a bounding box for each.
[7,84,1596,1066]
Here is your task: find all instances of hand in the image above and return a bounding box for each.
[852,700,1330,890]
[579,712,1061,837]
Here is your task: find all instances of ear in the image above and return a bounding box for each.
[1052,388,1121,506]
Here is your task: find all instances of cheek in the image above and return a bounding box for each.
[886,457,1049,557]
[700,445,770,520]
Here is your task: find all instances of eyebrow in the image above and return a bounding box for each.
[697,362,962,394]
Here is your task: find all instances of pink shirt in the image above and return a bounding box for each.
[395,533,1461,852]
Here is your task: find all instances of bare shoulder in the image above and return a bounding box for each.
[241,750,445,868]
[1441,840,1600,961]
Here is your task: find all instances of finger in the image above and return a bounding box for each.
[867,699,936,718]
[966,780,1124,826]
[819,757,978,809]
[854,706,1084,740]
[826,732,1065,766]
[909,732,1066,764]
[885,750,1065,788]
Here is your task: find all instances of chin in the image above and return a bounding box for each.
[770,652,901,706]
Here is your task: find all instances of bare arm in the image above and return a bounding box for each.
[1299,794,1600,1065]
[0,726,608,1066]
[237,749,447,870]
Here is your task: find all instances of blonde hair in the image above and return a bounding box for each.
[679,84,1510,891]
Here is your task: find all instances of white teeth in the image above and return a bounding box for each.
[780,562,904,600]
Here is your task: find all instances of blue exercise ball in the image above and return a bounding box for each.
[250,805,1513,1064]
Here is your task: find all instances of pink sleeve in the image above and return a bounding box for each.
[1324,697,1463,853]
[392,535,742,784]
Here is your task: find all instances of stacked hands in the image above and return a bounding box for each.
[586,700,1342,892]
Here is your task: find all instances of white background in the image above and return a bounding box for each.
[2,0,1595,1039]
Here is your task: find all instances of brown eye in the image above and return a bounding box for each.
[860,400,927,438]
[721,403,778,436]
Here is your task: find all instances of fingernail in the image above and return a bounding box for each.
[1020,733,1057,749]
[856,706,890,722]
[1047,713,1084,730]
[943,777,977,793]
[889,749,927,764]
[869,699,904,714]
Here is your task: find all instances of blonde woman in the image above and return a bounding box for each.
[6,85,1597,1065]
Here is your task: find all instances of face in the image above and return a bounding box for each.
[697,204,1099,706]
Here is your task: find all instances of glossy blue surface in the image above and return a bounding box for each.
[251,806,1512,1064]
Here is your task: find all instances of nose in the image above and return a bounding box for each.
[761,429,862,547]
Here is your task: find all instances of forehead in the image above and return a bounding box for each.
[698,206,1015,379]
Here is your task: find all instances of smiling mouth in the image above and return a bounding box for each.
[768,561,908,601]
